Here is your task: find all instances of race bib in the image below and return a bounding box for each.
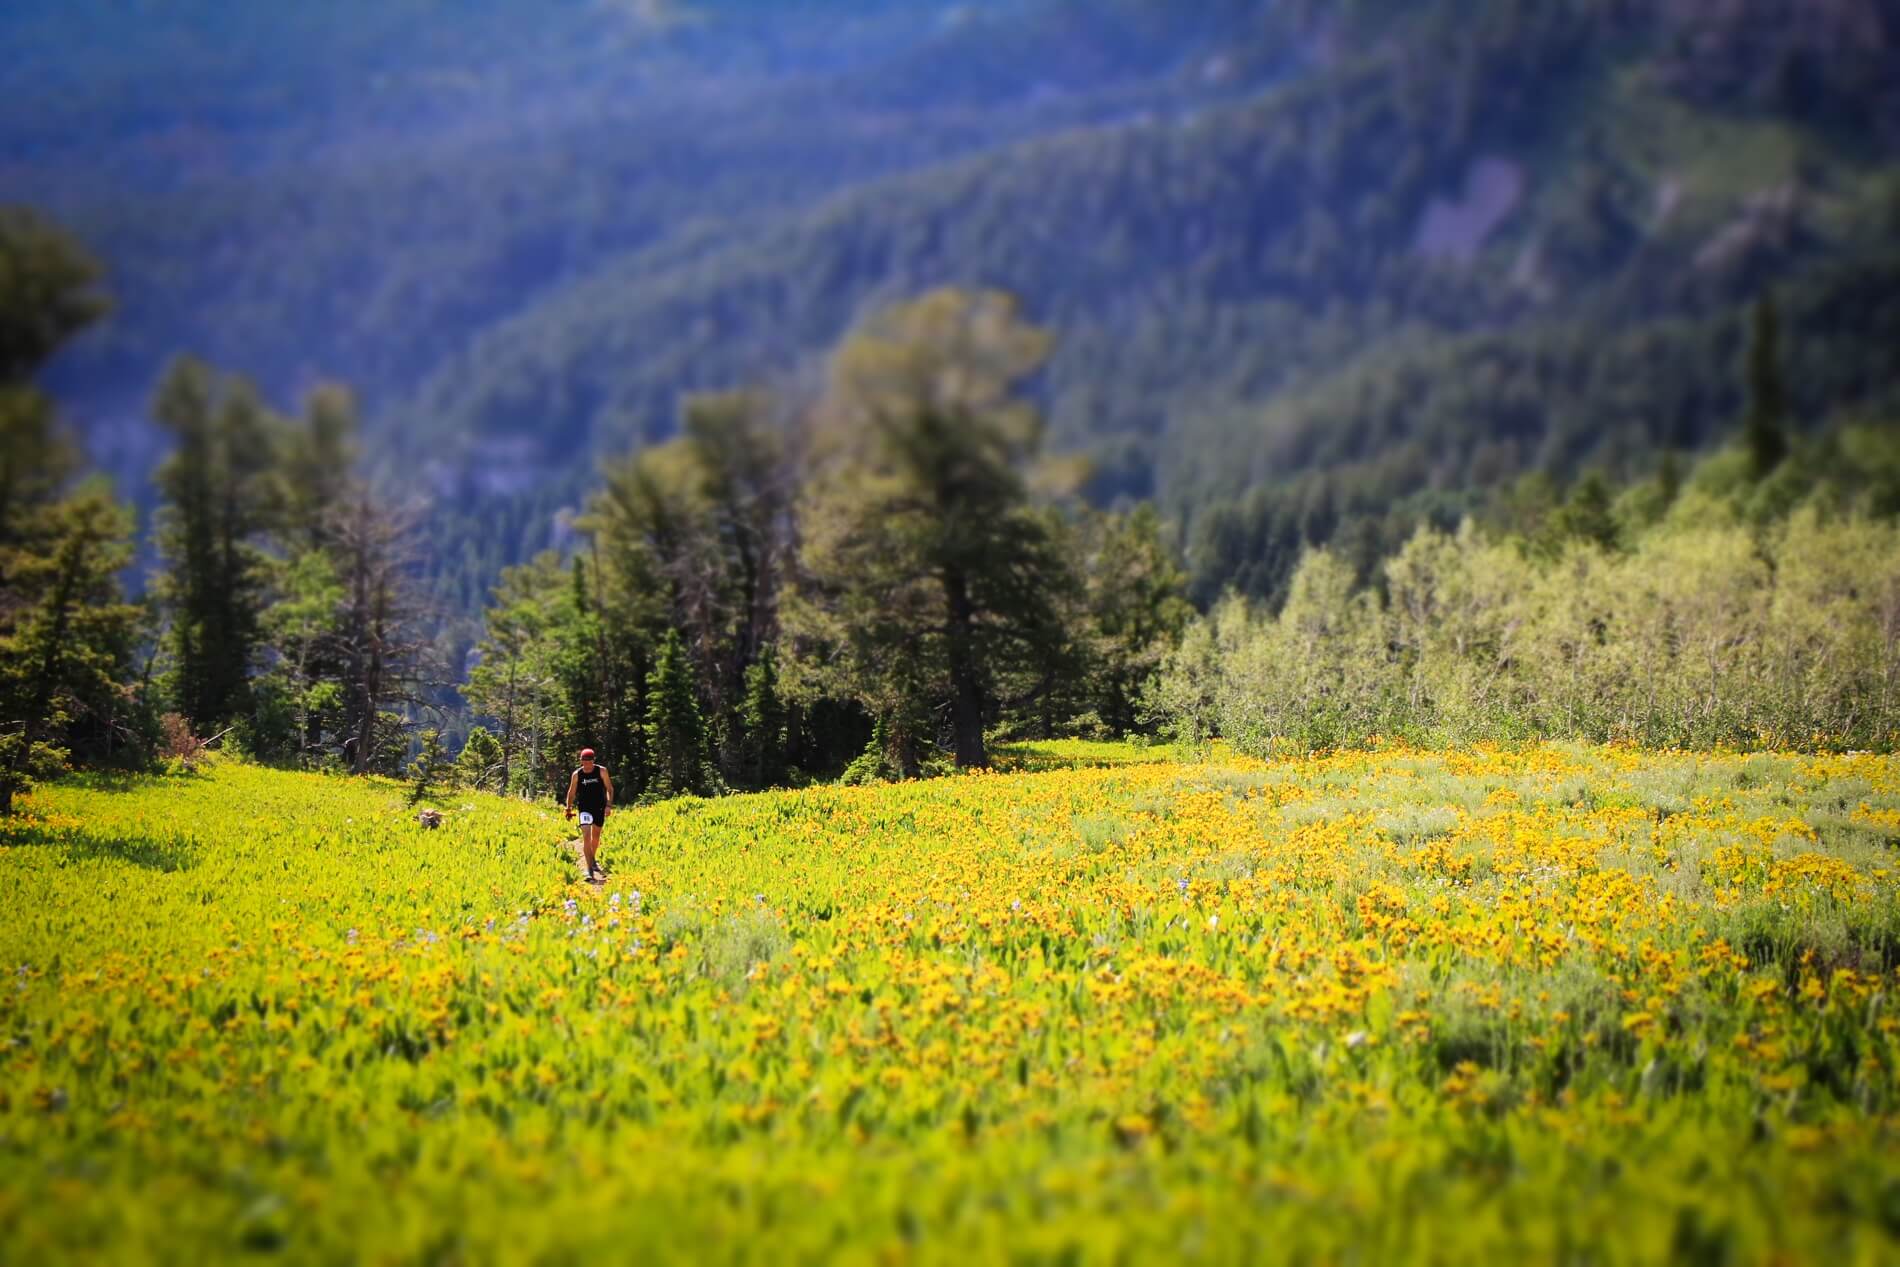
[578,812,595,826]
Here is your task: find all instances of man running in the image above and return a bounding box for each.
[564,748,614,883]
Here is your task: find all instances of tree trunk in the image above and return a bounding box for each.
[357,574,389,776]
[500,654,517,794]
[942,567,988,769]
[346,507,378,776]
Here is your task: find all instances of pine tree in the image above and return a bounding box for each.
[570,554,590,615]
[1742,295,1789,480]
[739,645,787,789]
[0,211,144,813]
[456,725,505,793]
[331,487,429,775]
[644,628,706,798]
[1551,472,1620,552]
[0,207,109,384]
[1,210,94,557]
[254,549,344,766]
[1071,505,1193,737]
[1658,450,1683,506]
[364,710,412,778]
[466,553,566,795]
[152,361,282,731]
[781,289,1073,772]
[279,384,358,551]
[0,490,143,813]
[552,555,605,785]
[407,726,450,804]
[588,390,792,784]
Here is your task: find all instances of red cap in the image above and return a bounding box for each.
[579,748,596,760]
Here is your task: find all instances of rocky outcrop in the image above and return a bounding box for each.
[1694,184,1804,272]
[1413,157,1527,265]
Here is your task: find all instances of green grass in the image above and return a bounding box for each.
[3,746,1899,1264]
[989,737,1181,771]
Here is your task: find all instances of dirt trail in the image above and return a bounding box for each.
[562,836,604,884]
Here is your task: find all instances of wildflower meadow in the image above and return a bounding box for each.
[4,743,1899,1264]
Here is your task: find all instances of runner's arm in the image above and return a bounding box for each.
[601,769,615,817]
[564,771,578,817]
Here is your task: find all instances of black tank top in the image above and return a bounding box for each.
[574,765,608,814]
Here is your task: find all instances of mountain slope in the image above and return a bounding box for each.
[403,3,1900,502]
[12,1,1292,487]
[9,0,1900,604]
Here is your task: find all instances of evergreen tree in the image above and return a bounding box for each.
[0,207,109,384]
[465,553,566,794]
[1742,295,1789,480]
[1549,471,1620,552]
[468,548,645,800]
[1659,450,1683,506]
[739,645,787,789]
[363,710,412,778]
[0,210,145,813]
[456,725,506,793]
[152,360,281,731]
[0,490,144,813]
[0,211,96,563]
[331,487,430,775]
[547,552,644,796]
[555,556,602,758]
[253,548,344,765]
[588,390,792,783]
[1072,505,1193,737]
[644,628,707,798]
[570,554,590,619]
[782,289,1073,772]
[0,387,77,552]
[407,726,450,804]
[280,384,359,552]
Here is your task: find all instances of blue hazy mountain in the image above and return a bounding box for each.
[5,1,1283,473]
[6,0,1898,601]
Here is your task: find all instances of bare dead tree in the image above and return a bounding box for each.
[327,483,439,776]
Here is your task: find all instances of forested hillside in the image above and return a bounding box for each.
[7,0,1900,607]
[8,1,1285,482]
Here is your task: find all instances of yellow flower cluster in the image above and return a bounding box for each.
[1,745,1897,1264]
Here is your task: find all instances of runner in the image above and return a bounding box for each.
[563,748,614,883]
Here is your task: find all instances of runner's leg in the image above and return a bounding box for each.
[581,823,599,877]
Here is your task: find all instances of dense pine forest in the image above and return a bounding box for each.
[4,0,1900,805]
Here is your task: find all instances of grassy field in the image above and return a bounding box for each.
[3,744,1899,1265]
